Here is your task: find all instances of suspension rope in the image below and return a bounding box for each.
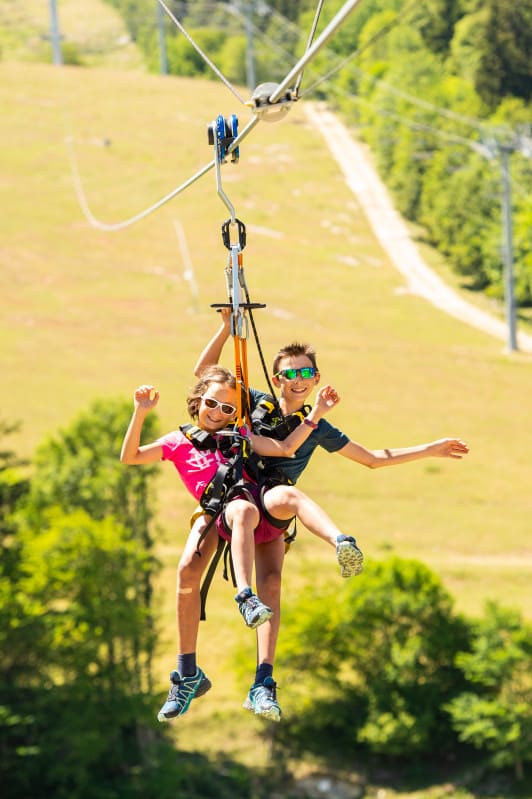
[294,0,325,98]
[244,284,283,414]
[67,116,260,232]
[155,0,247,106]
[67,0,364,233]
[67,136,215,232]
[208,113,282,422]
[269,0,365,104]
[298,0,419,100]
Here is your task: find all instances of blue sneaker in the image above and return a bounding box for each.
[234,587,273,629]
[157,667,211,722]
[243,676,281,722]
[336,535,364,577]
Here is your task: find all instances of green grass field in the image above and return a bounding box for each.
[2,56,532,787]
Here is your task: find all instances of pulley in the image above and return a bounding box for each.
[246,83,296,123]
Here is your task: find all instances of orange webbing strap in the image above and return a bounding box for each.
[232,250,252,428]
[233,332,251,427]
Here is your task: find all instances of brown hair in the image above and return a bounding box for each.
[272,342,318,376]
[187,365,236,419]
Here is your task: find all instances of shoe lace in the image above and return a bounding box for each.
[255,677,278,704]
[244,594,262,611]
[167,674,197,707]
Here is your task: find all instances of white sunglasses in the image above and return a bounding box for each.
[201,396,236,416]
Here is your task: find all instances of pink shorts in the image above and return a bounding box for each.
[216,481,291,545]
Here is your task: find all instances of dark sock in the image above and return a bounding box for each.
[235,586,253,602]
[178,653,197,678]
[254,662,273,686]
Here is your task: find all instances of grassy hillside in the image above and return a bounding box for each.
[2,60,532,779]
[0,0,145,68]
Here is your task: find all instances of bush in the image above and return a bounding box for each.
[275,557,471,759]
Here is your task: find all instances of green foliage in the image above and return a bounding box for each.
[473,1,532,107]
[94,0,532,307]
[409,0,463,56]
[339,1,532,306]
[276,557,471,759]
[0,416,276,799]
[165,27,228,79]
[18,508,155,680]
[26,397,159,548]
[0,502,158,798]
[103,0,154,42]
[217,34,247,85]
[0,419,29,524]
[0,419,32,688]
[445,602,532,780]
[419,149,501,290]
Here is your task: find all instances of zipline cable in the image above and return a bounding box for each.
[68,0,363,232]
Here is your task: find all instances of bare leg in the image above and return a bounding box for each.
[158,514,219,721]
[176,514,219,654]
[263,484,342,547]
[255,536,285,665]
[223,499,260,591]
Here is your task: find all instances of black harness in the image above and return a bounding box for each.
[250,397,311,440]
[184,398,312,619]
[181,423,254,619]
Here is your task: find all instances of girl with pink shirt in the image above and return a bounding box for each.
[121,365,339,720]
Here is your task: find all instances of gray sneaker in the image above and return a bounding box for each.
[243,676,282,722]
[234,587,273,629]
[336,535,364,577]
[157,668,211,722]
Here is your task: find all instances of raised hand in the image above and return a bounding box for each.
[314,384,340,415]
[134,384,159,411]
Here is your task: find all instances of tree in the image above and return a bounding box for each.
[445,602,532,780]
[24,398,161,688]
[0,503,159,798]
[0,416,271,799]
[409,0,464,55]
[275,557,471,759]
[449,0,532,107]
[0,420,34,683]
[26,397,158,550]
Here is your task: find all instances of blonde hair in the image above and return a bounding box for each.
[187,365,236,419]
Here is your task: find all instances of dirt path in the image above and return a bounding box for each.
[306,104,532,353]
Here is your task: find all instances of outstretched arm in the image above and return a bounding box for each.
[120,385,163,465]
[337,437,469,469]
[194,308,231,377]
[250,385,339,457]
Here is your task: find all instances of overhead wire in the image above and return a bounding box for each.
[270,0,367,104]
[298,0,421,99]
[346,94,485,151]
[67,140,216,233]
[345,66,491,132]
[68,0,361,232]
[67,115,259,232]
[155,0,247,105]
[294,0,325,97]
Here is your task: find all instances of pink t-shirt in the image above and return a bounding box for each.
[158,429,290,545]
[158,430,229,501]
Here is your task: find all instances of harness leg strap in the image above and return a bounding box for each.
[199,537,226,621]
